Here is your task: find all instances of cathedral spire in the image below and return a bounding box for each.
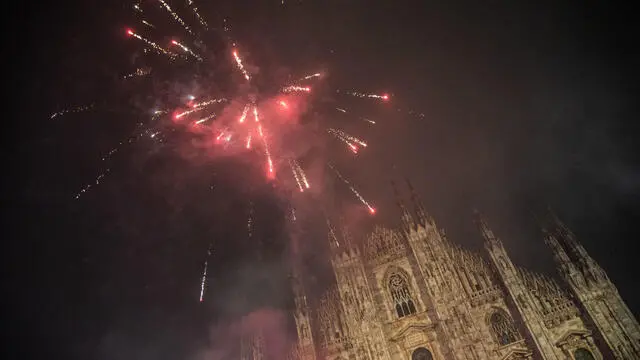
[405,177,430,226]
[473,209,499,246]
[392,179,414,231]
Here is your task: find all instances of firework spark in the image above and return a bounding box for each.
[232,50,251,81]
[327,128,367,147]
[158,0,194,35]
[175,98,225,119]
[338,90,390,101]
[289,159,304,192]
[238,104,249,123]
[297,73,321,82]
[281,85,311,93]
[194,112,217,125]
[171,39,203,61]
[126,29,175,58]
[142,20,155,28]
[199,244,212,302]
[246,133,252,149]
[187,0,208,29]
[253,105,260,122]
[328,163,375,214]
[50,103,94,119]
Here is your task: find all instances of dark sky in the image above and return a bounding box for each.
[7,1,639,359]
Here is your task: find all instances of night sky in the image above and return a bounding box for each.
[7,1,639,359]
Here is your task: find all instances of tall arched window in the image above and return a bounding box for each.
[574,348,595,360]
[388,273,417,318]
[489,310,521,346]
[411,347,433,360]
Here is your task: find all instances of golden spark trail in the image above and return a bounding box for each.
[328,128,367,147]
[187,0,208,29]
[199,244,212,302]
[171,40,202,61]
[127,29,175,58]
[238,104,249,123]
[328,163,376,214]
[293,159,310,188]
[289,159,304,192]
[281,85,311,93]
[233,50,251,80]
[253,105,259,122]
[194,112,216,125]
[175,98,225,119]
[158,0,194,35]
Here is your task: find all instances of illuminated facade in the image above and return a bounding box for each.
[244,184,640,360]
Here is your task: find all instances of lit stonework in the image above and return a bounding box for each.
[242,185,640,360]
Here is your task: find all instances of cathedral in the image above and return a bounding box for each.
[242,183,640,360]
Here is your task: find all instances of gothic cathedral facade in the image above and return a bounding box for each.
[245,185,640,360]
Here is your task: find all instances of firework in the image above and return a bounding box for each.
[199,244,212,302]
[75,168,110,199]
[289,159,304,192]
[328,130,359,154]
[336,107,347,113]
[325,216,340,247]
[297,73,321,82]
[279,100,288,109]
[360,117,376,125]
[258,124,274,177]
[292,159,310,189]
[187,0,208,29]
[123,67,151,79]
[238,104,249,123]
[194,112,217,125]
[281,85,311,93]
[142,20,155,28]
[232,50,251,81]
[50,103,94,119]
[126,29,175,58]
[171,39,203,61]
[175,98,225,119]
[338,90,390,101]
[253,105,260,122]
[246,134,252,149]
[327,128,367,147]
[158,0,194,35]
[328,163,376,214]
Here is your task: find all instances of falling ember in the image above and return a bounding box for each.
[246,134,252,149]
[336,107,347,113]
[170,39,202,61]
[253,106,259,122]
[293,159,310,189]
[289,159,304,192]
[232,50,251,80]
[328,163,376,215]
[349,143,359,153]
[328,128,367,147]
[340,90,390,101]
[216,132,224,141]
[225,134,232,142]
[298,73,321,81]
[158,0,194,35]
[176,98,225,119]
[194,112,216,125]
[238,104,249,123]
[199,245,212,302]
[125,29,175,58]
[281,85,311,93]
[279,100,288,109]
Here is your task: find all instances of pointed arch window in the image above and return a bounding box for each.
[489,310,521,346]
[574,348,595,360]
[388,273,417,318]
